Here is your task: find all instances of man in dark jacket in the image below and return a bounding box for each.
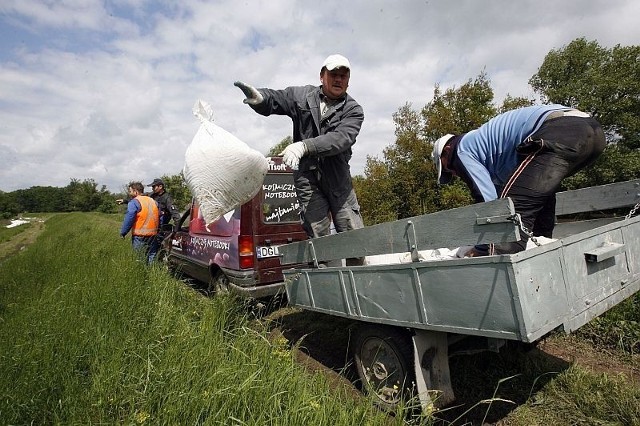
[147,178,181,226]
[146,178,182,261]
[234,54,365,265]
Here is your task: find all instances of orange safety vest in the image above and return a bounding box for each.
[133,195,160,236]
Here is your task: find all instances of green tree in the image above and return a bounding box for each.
[357,72,538,223]
[420,73,498,212]
[499,94,535,113]
[0,192,21,218]
[421,72,497,143]
[353,157,398,225]
[66,179,107,212]
[530,37,640,185]
[382,103,439,218]
[96,199,119,214]
[267,136,292,157]
[159,173,192,212]
[12,186,68,212]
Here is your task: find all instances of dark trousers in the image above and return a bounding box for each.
[493,116,605,254]
[296,171,365,266]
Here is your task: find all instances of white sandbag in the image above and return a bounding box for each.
[365,237,558,266]
[183,100,268,224]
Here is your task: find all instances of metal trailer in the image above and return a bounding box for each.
[279,179,640,411]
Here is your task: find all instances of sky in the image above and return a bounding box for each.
[1,0,639,194]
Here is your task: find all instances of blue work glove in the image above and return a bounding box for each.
[280,141,307,170]
[233,81,264,105]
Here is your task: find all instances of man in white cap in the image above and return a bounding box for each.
[235,54,365,265]
[432,104,605,256]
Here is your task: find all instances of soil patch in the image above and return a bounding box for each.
[538,333,640,382]
[0,218,47,262]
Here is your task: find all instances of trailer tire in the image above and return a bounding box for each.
[352,324,415,411]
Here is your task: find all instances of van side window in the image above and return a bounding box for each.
[262,174,300,223]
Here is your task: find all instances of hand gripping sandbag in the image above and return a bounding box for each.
[183,100,268,224]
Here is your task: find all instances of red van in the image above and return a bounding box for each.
[161,157,308,298]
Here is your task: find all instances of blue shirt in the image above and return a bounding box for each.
[457,104,572,201]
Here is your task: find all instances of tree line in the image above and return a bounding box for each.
[0,177,192,219]
[354,37,640,225]
[2,38,638,224]
[0,179,114,219]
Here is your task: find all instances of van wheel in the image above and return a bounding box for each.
[353,324,415,412]
[209,272,230,295]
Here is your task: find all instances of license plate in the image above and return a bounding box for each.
[256,245,280,259]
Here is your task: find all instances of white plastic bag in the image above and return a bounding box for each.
[183,100,268,224]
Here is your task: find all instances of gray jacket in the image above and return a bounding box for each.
[251,85,364,202]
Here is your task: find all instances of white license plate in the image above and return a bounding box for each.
[256,245,280,259]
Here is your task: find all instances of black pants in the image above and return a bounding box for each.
[492,116,606,254]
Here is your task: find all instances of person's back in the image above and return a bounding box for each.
[120,181,160,263]
[433,104,605,255]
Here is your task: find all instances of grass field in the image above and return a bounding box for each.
[0,213,400,425]
[0,212,638,425]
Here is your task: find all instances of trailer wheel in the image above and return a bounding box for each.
[353,325,415,411]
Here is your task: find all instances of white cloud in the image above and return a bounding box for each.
[1,0,639,193]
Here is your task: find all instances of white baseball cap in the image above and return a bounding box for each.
[433,134,455,184]
[322,54,351,71]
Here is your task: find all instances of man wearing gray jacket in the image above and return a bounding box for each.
[235,54,365,264]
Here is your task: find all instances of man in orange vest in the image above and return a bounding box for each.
[120,181,160,263]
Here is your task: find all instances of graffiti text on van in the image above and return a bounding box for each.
[265,202,300,222]
[263,183,295,192]
[190,237,230,250]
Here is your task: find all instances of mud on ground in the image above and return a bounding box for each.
[261,306,640,424]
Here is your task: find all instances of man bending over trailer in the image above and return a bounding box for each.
[433,104,605,256]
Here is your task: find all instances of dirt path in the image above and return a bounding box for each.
[0,218,47,262]
[538,333,640,382]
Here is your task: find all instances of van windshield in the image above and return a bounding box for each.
[261,174,300,223]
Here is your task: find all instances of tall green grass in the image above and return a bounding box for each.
[0,213,397,425]
[1,212,638,425]
[0,222,31,244]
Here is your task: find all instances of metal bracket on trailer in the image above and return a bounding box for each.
[307,239,320,268]
[412,330,455,410]
[406,220,420,262]
[475,214,515,225]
